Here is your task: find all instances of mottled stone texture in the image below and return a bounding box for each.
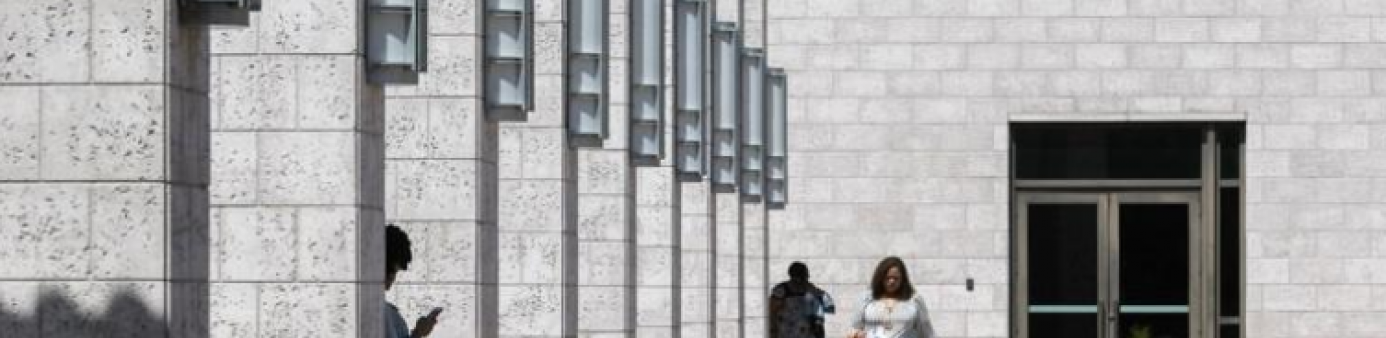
[383,98,497,338]
[767,0,1386,337]
[714,193,743,338]
[0,1,210,337]
[574,3,638,333]
[742,203,769,338]
[205,0,382,337]
[681,181,717,338]
[494,2,578,338]
[637,166,681,337]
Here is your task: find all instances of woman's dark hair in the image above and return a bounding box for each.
[869,256,914,300]
[386,224,413,273]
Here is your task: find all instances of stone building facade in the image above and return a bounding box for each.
[2,0,1386,338]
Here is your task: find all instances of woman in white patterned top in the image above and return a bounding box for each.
[847,257,936,338]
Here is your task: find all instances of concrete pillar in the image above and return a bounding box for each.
[714,192,743,338]
[205,1,384,337]
[575,1,637,336]
[0,1,209,337]
[742,0,765,49]
[495,0,578,337]
[636,166,682,338]
[381,1,498,338]
[680,181,716,338]
[742,203,768,338]
[634,1,684,336]
[740,1,768,336]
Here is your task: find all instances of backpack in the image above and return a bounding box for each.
[787,286,834,320]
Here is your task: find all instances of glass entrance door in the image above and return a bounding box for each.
[1110,193,1200,338]
[1016,193,1201,338]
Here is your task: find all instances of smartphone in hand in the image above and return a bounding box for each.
[428,307,444,319]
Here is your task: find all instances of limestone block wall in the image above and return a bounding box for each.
[0,1,210,337]
[714,192,744,338]
[741,203,768,338]
[634,1,684,337]
[575,1,639,337]
[494,1,579,337]
[2,1,790,338]
[709,0,746,336]
[741,2,770,336]
[381,1,498,338]
[766,0,1386,337]
[205,1,384,337]
[680,180,717,338]
[680,2,723,338]
[636,165,682,338]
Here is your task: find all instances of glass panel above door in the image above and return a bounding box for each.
[1012,124,1204,180]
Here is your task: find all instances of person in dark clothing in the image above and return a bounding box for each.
[385,224,440,338]
[769,262,835,338]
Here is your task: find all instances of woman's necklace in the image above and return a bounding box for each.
[882,299,896,331]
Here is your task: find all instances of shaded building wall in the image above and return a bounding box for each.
[205,1,385,337]
[494,1,579,337]
[0,1,210,337]
[1,1,788,338]
[380,1,499,338]
[766,0,1386,337]
[574,2,638,338]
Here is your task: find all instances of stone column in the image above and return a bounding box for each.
[575,1,637,336]
[741,0,764,49]
[206,0,385,337]
[634,1,684,335]
[741,1,768,336]
[709,1,745,337]
[495,0,578,337]
[381,1,498,338]
[680,181,717,338]
[636,165,682,338]
[714,192,744,338]
[742,203,768,338]
[0,1,209,337]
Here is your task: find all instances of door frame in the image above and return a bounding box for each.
[1013,191,1203,338]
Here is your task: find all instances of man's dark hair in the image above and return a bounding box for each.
[386,224,413,272]
[788,261,809,280]
[869,256,914,300]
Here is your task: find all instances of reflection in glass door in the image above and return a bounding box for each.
[1112,194,1199,338]
[1015,193,1201,338]
[1017,194,1104,338]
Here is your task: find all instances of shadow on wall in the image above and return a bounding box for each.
[0,287,166,337]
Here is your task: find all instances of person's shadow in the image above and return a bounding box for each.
[0,285,172,337]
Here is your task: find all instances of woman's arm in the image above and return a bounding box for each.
[847,293,871,338]
[913,296,937,338]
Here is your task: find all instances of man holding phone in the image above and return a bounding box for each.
[385,224,443,338]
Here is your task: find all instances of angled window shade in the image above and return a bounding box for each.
[674,0,709,178]
[485,0,533,120]
[567,0,608,145]
[740,48,766,198]
[741,49,766,148]
[741,170,763,199]
[367,0,427,83]
[767,179,787,206]
[178,0,261,24]
[710,22,740,188]
[766,68,787,181]
[630,0,665,162]
[766,68,788,207]
[181,0,259,10]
